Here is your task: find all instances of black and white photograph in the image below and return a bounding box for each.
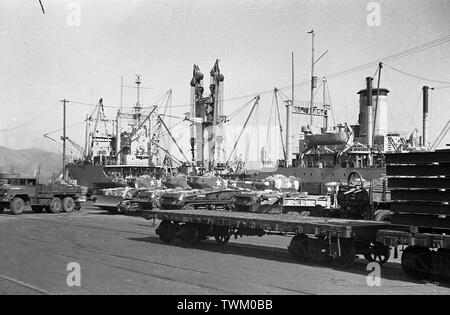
[1,0,450,299]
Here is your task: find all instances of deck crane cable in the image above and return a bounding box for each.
[226,96,260,164]
[434,85,450,90]
[274,89,287,161]
[384,63,450,85]
[326,82,336,127]
[158,115,190,164]
[383,69,417,131]
[38,0,45,14]
[326,35,450,81]
[63,36,450,113]
[264,92,276,153]
[0,102,59,132]
[409,89,423,128]
[223,98,256,123]
[157,120,186,138]
[43,134,81,157]
[44,120,85,136]
[154,90,172,152]
[431,120,450,151]
[129,105,158,142]
[249,96,259,160]
[147,138,183,165]
[66,138,85,157]
[372,63,383,147]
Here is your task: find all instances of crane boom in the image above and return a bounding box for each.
[226,96,260,164]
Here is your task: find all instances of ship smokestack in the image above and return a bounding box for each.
[366,77,374,148]
[422,86,429,148]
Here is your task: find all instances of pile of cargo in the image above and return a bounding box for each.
[386,151,450,228]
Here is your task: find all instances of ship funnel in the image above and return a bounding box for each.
[366,77,374,150]
[422,86,430,147]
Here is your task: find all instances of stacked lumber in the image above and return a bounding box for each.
[386,150,450,229]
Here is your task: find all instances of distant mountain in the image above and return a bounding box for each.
[0,146,62,179]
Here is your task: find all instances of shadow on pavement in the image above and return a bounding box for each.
[128,235,450,288]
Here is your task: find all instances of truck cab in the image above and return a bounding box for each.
[0,174,37,214]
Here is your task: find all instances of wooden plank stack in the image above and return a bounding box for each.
[386,150,450,229]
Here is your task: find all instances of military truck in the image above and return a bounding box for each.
[0,174,83,215]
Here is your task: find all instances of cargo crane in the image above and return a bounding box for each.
[189,60,225,173]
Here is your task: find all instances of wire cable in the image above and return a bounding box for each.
[0,102,59,132]
[384,63,450,85]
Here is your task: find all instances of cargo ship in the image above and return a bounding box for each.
[66,75,169,190]
[255,33,428,193]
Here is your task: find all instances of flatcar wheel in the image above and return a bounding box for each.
[288,234,310,262]
[401,246,431,280]
[332,239,356,269]
[364,243,391,265]
[215,231,231,245]
[180,223,199,246]
[156,220,176,244]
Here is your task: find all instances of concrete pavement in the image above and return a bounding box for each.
[0,203,449,295]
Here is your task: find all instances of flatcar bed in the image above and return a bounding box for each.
[151,209,389,239]
[150,209,393,268]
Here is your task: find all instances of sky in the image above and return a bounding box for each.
[0,0,449,161]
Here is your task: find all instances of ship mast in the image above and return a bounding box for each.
[308,30,315,128]
[285,52,294,167]
[134,75,142,129]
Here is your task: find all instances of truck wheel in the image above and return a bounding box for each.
[374,210,392,222]
[0,206,4,214]
[31,206,44,213]
[10,198,25,215]
[49,198,63,213]
[62,197,76,213]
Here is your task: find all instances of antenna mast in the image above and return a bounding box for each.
[308,30,316,128]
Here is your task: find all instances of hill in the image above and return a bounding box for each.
[0,146,62,179]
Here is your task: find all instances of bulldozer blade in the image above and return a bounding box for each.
[93,195,123,210]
